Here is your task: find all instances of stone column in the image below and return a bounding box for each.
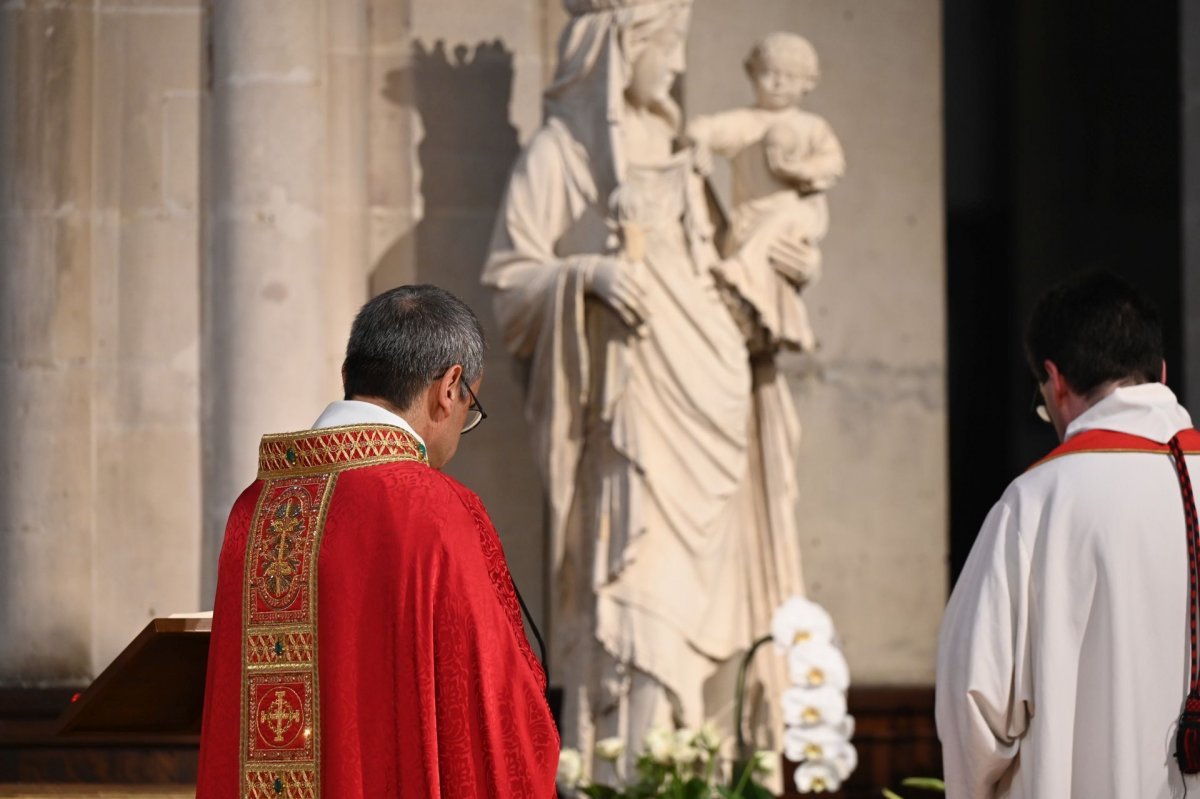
[202,1,349,600]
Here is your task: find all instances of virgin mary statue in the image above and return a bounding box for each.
[483,0,806,772]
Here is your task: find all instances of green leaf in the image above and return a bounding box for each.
[881,791,906,799]
[579,786,621,799]
[740,783,775,799]
[625,782,661,799]
[900,777,946,791]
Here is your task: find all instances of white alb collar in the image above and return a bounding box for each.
[1064,382,1192,444]
[311,400,426,447]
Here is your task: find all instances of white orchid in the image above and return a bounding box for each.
[794,759,843,793]
[595,736,626,762]
[787,641,850,691]
[771,596,835,650]
[774,596,857,793]
[556,747,583,788]
[783,723,845,763]
[828,740,858,780]
[833,714,855,740]
[643,726,674,765]
[782,684,848,728]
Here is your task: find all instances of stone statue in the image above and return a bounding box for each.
[688,31,845,355]
[483,0,806,775]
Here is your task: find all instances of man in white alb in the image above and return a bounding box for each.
[936,272,1200,798]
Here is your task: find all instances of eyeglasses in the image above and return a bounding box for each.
[1030,384,1051,424]
[462,381,487,434]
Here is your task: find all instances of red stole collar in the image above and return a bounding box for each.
[1031,427,1200,470]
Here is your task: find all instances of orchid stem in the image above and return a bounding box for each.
[734,634,774,757]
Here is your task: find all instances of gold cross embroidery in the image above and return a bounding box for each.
[263,500,303,596]
[260,690,301,744]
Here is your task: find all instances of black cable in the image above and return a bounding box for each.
[511,577,548,672]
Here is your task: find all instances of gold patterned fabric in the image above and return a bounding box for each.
[239,425,427,798]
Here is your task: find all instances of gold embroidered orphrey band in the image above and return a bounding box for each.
[240,425,427,798]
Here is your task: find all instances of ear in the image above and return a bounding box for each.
[1044,359,1069,401]
[429,364,463,422]
[1162,359,1169,384]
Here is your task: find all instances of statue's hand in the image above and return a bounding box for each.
[585,257,649,329]
[768,235,820,286]
[767,151,816,192]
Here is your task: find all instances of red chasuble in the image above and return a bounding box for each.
[195,424,559,798]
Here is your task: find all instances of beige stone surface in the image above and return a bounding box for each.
[0,0,205,682]
[89,2,204,677]
[1,1,98,684]
[688,0,946,684]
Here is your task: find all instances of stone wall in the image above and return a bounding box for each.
[0,0,204,681]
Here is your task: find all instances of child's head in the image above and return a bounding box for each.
[744,32,819,111]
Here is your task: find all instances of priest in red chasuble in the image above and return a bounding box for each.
[196,285,559,798]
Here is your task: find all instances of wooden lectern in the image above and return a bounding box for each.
[0,618,210,788]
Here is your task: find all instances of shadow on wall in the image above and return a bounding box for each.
[372,38,520,303]
[369,39,550,632]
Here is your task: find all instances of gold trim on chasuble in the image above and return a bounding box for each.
[240,425,427,798]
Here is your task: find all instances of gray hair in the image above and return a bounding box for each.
[342,284,485,411]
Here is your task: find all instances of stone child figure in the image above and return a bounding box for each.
[688,32,845,354]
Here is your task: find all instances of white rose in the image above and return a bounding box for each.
[644,726,674,764]
[770,596,835,651]
[595,736,625,762]
[556,747,583,788]
[793,759,842,793]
